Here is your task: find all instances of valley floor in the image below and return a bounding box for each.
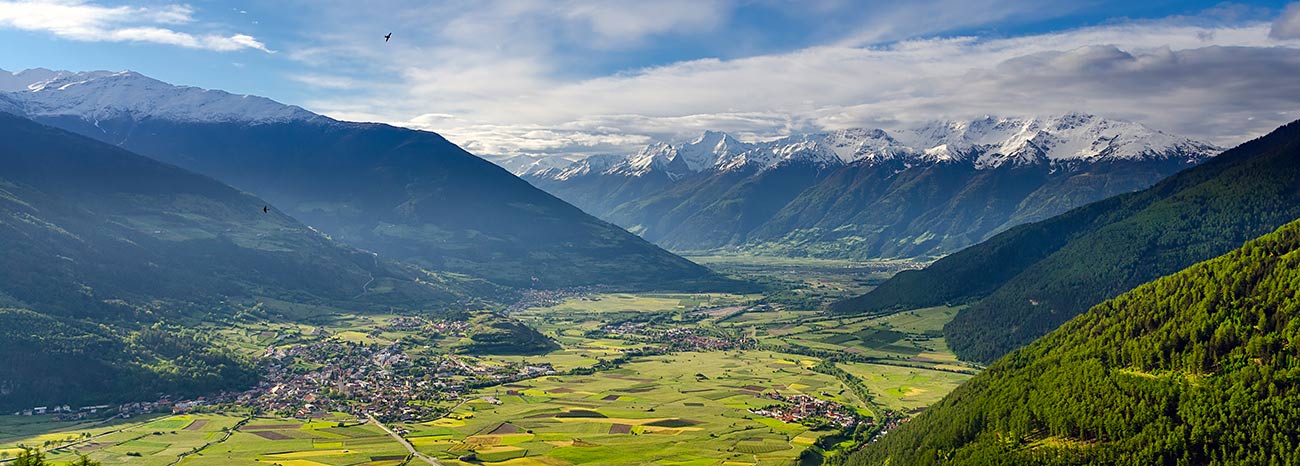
[3,256,974,466]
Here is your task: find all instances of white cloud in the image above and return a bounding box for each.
[285,3,1300,159]
[289,73,361,90]
[0,0,271,52]
[1273,2,1300,39]
[557,0,730,46]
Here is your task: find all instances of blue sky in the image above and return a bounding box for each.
[2,1,1300,158]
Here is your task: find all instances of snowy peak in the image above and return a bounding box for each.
[714,140,844,173]
[531,153,627,181]
[517,113,1221,181]
[678,130,753,171]
[492,154,573,176]
[0,68,323,125]
[612,142,691,178]
[882,113,1219,168]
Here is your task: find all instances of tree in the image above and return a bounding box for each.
[11,448,47,466]
[70,455,102,466]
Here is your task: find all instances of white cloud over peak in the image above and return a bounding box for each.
[30,1,1286,160]
[296,12,1300,159]
[1273,2,1300,39]
[0,0,271,52]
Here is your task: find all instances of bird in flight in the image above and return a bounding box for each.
[263,206,269,213]
[384,33,392,42]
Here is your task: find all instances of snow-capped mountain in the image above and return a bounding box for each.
[492,154,574,176]
[0,68,322,124]
[524,115,1221,259]
[527,114,1218,180]
[677,130,754,171]
[0,67,719,290]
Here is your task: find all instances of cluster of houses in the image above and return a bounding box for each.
[377,316,469,336]
[238,338,558,422]
[505,286,595,312]
[602,323,755,352]
[750,393,860,429]
[246,340,459,421]
[14,397,203,421]
[12,404,105,418]
[862,409,911,443]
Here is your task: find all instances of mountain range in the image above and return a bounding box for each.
[0,111,477,410]
[0,112,475,317]
[518,114,1220,259]
[0,68,722,290]
[849,215,1300,465]
[834,117,1300,363]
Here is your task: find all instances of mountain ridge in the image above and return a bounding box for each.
[0,68,727,291]
[519,114,1219,259]
[834,117,1300,363]
[520,113,1218,178]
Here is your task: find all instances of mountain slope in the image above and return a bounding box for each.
[1,69,719,290]
[834,118,1300,363]
[0,309,256,412]
[523,115,1217,259]
[849,216,1300,465]
[0,112,493,410]
[0,111,475,316]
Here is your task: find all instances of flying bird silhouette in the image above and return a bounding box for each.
[384,32,392,42]
[263,206,269,213]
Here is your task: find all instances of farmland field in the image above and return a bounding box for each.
[0,413,412,466]
[403,350,863,465]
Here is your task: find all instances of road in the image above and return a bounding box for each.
[367,413,443,465]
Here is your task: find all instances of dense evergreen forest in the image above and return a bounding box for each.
[0,309,256,411]
[846,217,1300,465]
[833,118,1300,363]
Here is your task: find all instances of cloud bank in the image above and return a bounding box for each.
[0,0,271,52]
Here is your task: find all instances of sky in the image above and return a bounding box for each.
[2,1,1300,160]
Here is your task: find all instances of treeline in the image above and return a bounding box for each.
[846,217,1300,465]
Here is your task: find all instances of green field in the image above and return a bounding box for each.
[0,413,413,466]
[527,293,751,314]
[835,363,972,412]
[682,254,919,309]
[404,350,861,465]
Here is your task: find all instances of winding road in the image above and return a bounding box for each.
[366,413,443,465]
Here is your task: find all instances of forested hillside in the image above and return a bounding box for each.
[847,216,1300,465]
[0,309,256,411]
[834,118,1300,363]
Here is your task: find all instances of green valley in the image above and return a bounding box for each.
[1,256,974,466]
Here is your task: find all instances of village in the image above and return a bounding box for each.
[238,338,559,422]
[750,393,861,430]
[599,322,757,352]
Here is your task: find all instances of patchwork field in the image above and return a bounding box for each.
[0,413,410,466]
[728,305,977,371]
[403,350,862,465]
[835,363,972,412]
[182,417,409,466]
